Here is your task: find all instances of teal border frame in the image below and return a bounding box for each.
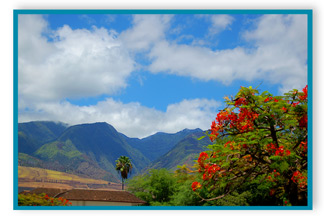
[13,9,313,210]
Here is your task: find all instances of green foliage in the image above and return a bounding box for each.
[169,179,202,206]
[212,191,252,206]
[127,168,206,206]
[127,169,176,205]
[18,193,71,206]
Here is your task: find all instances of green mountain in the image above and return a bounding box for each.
[18,121,149,182]
[54,122,150,179]
[17,121,207,182]
[33,139,119,182]
[18,121,67,154]
[149,131,211,170]
[121,128,203,162]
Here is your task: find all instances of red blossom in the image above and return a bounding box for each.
[291,171,307,189]
[299,114,307,129]
[269,189,276,196]
[224,141,235,150]
[210,108,259,141]
[291,101,300,107]
[299,140,307,153]
[198,152,209,168]
[299,85,308,101]
[207,164,221,174]
[264,97,272,102]
[286,150,291,156]
[191,181,202,191]
[266,143,290,157]
[235,97,248,107]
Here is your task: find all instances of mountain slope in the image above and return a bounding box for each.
[17,121,207,182]
[56,122,150,179]
[18,121,67,154]
[149,131,211,170]
[122,128,203,162]
[33,139,119,182]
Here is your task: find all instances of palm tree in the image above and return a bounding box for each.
[115,156,133,190]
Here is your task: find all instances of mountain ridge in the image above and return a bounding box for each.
[18,121,206,183]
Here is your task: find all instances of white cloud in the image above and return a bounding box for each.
[119,14,173,51]
[18,14,221,138]
[18,98,220,138]
[18,15,135,107]
[196,14,235,35]
[147,14,308,92]
[209,15,235,35]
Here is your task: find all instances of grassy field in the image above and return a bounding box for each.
[18,166,122,190]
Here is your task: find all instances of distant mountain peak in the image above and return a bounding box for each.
[180,128,202,133]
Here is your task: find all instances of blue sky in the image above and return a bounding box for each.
[17,13,308,138]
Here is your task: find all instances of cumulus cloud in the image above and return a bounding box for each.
[18,15,135,107]
[18,14,221,138]
[204,14,235,35]
[195,14,235,36]
[119,14,173,51]
[18,98,220,138]
[147,14,308,92]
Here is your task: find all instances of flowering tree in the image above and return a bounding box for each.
[192,86,308,206]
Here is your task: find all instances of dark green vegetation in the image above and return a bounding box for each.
[18,121,208,183]
[126,168,252,206]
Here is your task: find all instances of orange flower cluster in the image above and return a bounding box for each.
[43,194,71,206]
[281,107,288,112]
[234,97,248,107]
[198,152,209,168]
[299,85,308,101]
[210,108,259,142]
[196,152,223,182]
[224,141,235,150]
[264,96,279,103]
[237,108,259,132]
[266,143,291,157]
[299,140,307,153]
[202,164,221,181]
[291,171,307,189]
[242,154,252,161]
[191,181,202,191]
